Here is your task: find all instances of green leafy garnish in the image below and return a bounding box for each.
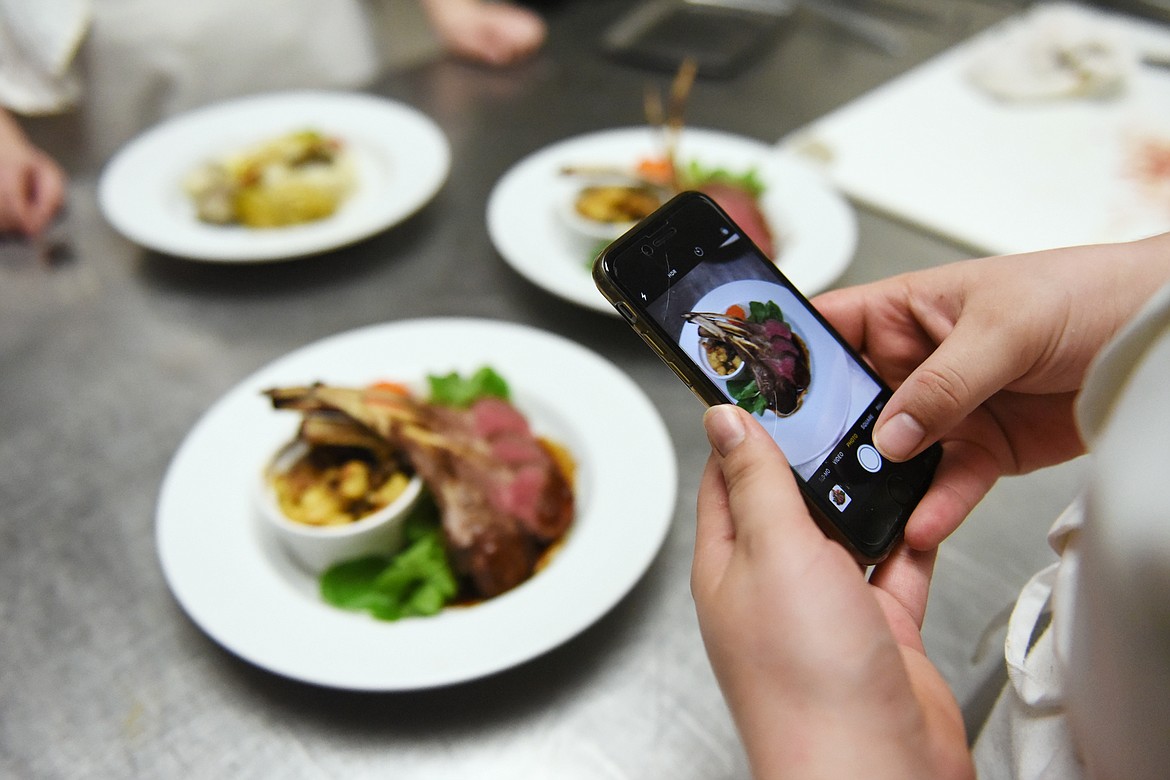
[680,160,767,198]
[427,366,510,408]
[748,299,784,324]
[726,377,768,415]
[319,494,459,621]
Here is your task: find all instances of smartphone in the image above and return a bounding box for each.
[593,191,940,563]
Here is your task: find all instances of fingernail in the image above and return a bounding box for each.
[704,405,745,457]
[874,412,925,462]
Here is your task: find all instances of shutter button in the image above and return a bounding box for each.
[856,444,882,473]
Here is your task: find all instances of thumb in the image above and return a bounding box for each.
[702,405,824,556]
[873,316,1022,462]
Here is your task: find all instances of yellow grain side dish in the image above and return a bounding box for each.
[272,451,411,527]
[702,339,743,376]
[184,129,356,228]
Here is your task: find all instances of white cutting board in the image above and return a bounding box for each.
[781,5,1170,256]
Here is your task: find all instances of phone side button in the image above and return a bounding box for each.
[615,302,637,324]
[682,383,707,406]
[642,337,666,360]
[666,361,693,386]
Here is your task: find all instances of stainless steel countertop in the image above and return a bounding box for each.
[2,2,1089,776]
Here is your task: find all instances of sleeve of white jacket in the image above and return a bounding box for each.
[1067,281,1170,780]
[0,0,91,113]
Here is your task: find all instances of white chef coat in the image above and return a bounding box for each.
[973,278,1170,779]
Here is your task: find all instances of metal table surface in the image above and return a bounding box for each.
[2,2,1090,777]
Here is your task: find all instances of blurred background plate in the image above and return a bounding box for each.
[98,90,450,261]
[486,126,858,316]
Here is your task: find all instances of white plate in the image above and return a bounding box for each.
[486,127,857,316]
[677,280,850,470]
[99,91,450,262]
[155,319,677,690]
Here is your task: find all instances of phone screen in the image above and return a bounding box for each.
[595,192,938,560]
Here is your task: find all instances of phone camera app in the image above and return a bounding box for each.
[664,277,882,481]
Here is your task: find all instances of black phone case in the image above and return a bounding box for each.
[594,192,940,563]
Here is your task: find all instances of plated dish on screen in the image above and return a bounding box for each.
[155,319,676,690]
[99,91,450,262]
[677,280,853,473]
[486,126,858,315]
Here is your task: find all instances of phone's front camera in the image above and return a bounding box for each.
[640,244,654,256]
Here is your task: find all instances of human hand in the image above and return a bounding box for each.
[693,405,972,780]
[421,0,546,66]
[0,110,66,238]
[812,233,1170,549]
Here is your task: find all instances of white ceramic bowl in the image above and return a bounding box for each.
[696,337,747,381]
[256,441,425,573]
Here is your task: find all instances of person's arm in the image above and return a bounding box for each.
[0,108,66,238]
[813,233,1170,550]
[694,404,973,779]
[692,237,1170,777]
[419,0,546,66]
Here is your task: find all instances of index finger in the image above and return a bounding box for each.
[870,543,936,639]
